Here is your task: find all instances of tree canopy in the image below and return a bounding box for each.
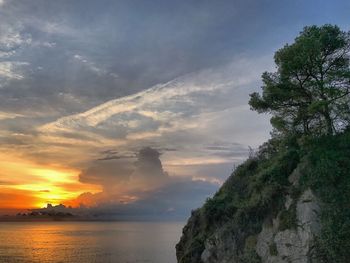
[249,25,350,136]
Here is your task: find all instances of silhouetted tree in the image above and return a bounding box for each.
[249,25,350,136]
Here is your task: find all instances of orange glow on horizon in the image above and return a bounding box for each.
[0,153,101,210]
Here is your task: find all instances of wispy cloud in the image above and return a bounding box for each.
[0,21,31,82]
[0,53,272,215]
[0,111,24,120]
[0,23,31,55]
[73,54,110,76]
[40,56,270,135]
[33,55,273,176]
[0,61,29,80]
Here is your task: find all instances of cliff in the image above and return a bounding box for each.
[176,131,350,263]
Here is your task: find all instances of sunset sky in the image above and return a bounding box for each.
[0,0,349,217]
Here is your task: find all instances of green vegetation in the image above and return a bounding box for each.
[177,136,301,262]
[278,202,297,231]
[249,25,350,136]
[237,235,261,263]
[300,132,350,263]
[176,24,350,263]
[269,242,278,256]
[177,131,350,262]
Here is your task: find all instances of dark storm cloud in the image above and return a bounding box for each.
[133,147,168,178]
[96,147,177,161]
[97,155,134,161]
[79,147,168,191]
[97,149,135,161]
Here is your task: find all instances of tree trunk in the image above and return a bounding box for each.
[323,104,333,135]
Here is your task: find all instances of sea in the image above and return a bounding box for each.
[0,221,184,263]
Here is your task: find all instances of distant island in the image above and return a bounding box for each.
[0,203,183,222]
[0,204,80,221]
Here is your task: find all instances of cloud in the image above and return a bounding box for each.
[88,180,217,220]
[132,147,168,178]
[0,189,40,209]
[79,160,131,188]
[0,23,31,55]
[33,177,218,220]
[73,54,110,76]
[0,21,31,86]
[0,54,273,216]
[2,0,348,216]
[0,0,272,117]
[0,61,29,80]
[38,56,271,146]
[0,111,24,120]
[3,63,266,206]
[79,147,169,196]
[72,147,218,219]
[1,0,348,127]
[0,55,272,183]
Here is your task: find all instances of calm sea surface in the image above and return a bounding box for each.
[0,221,184,263]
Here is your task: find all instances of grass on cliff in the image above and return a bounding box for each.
[177,130,350,263]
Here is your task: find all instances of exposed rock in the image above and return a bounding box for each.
[256,189,320,263]
[201,228,237,263]
[284,195,293,210]
[179,189,320,263]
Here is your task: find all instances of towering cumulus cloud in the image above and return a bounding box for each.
[75,147,217,219]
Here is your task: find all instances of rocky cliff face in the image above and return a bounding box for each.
[177,184,321,263]
[182,189,320,263]
[255,189,320,263]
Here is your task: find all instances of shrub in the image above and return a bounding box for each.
[269,242,278,256]
[278,203,297,231]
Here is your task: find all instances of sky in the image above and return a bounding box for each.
[0,0,349,218]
